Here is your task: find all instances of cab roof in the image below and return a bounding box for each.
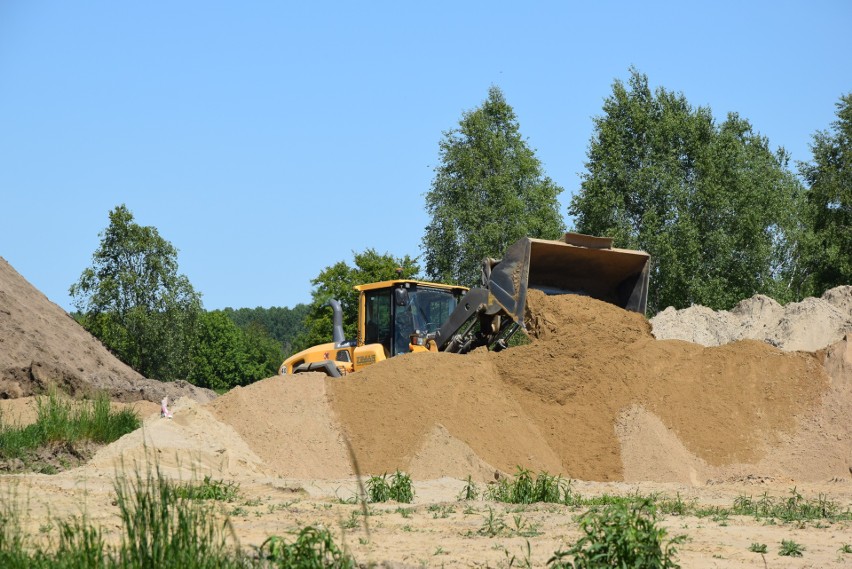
[353,279,468,293]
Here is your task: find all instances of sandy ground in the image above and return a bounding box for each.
[3,466,851,568]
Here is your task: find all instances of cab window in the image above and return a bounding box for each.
[364,289,392,353]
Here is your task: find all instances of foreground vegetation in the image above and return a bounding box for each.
[0,463,356,568]
[2,463,851,567]
[0,391,140,473]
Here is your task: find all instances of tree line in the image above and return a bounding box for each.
[70,69,850,389]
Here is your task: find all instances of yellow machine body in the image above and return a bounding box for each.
[280,280,467,377]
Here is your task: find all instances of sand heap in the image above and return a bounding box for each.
[323,291,835,483]
[650,286,852,351]
[163,288,846,485]
[0,256,214,403]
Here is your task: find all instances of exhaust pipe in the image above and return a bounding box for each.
[326,299,346,347]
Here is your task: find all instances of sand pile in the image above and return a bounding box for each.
[0,256,215,403]
[650,286,852,351]
[315,291,829,482]
[104,288,842,485]
[76,398,269,480]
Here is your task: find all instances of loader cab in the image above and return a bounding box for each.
[357,280,467,357]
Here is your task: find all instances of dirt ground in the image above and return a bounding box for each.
[2,256,852,567]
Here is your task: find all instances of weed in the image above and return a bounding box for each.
[657,493,691,516]
[778,539,804,557]
[428,504,455,519]
[748,542,768,553]
[478,506,507,537]
[487,467,574,504]
[458,475,479,501]
[733,488,851,523]
[503,540,533,568]
[340,511,360,530]
[511,513,541,537]
[548,500,685,569]
[839,543,852,554]
[259,525,356,568]
[365,471,414,503]
[112,462,240,568]
[174,475,240,502]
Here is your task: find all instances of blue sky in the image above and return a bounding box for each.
[2,1,850,312]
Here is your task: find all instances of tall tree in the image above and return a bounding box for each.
[799,93,852,292]
[570,69,808,312]
[292,249,419,353]
[70,205,202,380]
[423,86,565,286]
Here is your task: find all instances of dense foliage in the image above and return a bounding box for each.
[293,249,419,353]
[570,69,811,313]
[221,304,309,356]
[423,86,565,286]
[798,93,852,292]
[186,311,282,391]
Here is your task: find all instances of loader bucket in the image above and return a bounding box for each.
[485,233,651,327]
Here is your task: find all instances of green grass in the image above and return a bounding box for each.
[0,390,141,470]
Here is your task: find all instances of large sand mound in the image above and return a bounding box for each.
[0,256,215,403]
[650,285,852,351]
[94,289,847,485]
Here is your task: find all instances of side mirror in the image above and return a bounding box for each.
[394,287,410,307]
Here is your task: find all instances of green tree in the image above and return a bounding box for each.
[423,86,566,286]
[187,311,282,391]
[70,205,202,380]
[799,93,852,292]
[293,249,419,353]
[570,69,808,312]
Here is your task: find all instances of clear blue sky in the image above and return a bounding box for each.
[2,1,850,312]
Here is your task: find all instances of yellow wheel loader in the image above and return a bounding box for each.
[280,233,650,377]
